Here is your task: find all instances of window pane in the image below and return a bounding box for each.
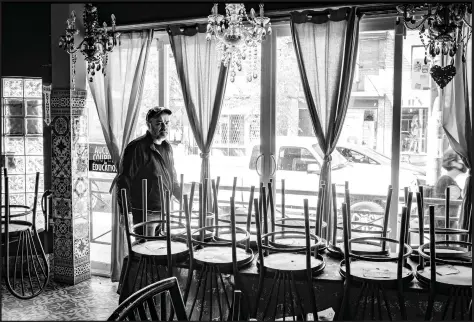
[26,118,43,135]
[26,99,42,117]
[24,79,43,98]
[2,78,24,97]
[4,137,25,154]
[400,30,467,244]
[5,118,24,135]
[3,99,23,116]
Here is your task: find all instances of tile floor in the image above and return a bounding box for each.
[1,276,120,321]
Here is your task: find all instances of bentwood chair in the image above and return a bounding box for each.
[338,204,414,321]
[328,183,393,257]
[416,205,472,321]
[107,277,188,321]
[253,198,324,321]
[271,179,327,252]
[183,195,253,321]
[2,171,50,299]
[118,180,189,310]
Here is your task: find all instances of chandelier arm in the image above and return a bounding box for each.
[462,16,472,29]
[402,16,429,30]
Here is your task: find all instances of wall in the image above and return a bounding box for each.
[1,2,52,82]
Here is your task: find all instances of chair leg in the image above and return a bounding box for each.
[397,283,407,320]
[379,284,393,321]
[253,267,266,319]
[425,292,435,321]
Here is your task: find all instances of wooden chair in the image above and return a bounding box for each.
[2,171,50,299]
[183,194,253,321]
[169,179,216,240]
[118,178,189,309]
[230,290,242,321]
[271,180,327,251]
[417,205,472,321]
[338,203,414,320]
[252,197,325,321]
[107,276,188,321]
[328,183,392,257]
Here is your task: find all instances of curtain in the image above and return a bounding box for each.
[290,7,361,242]
[443,13,472,234]
[167,24,229,193]
[88,30,154,282]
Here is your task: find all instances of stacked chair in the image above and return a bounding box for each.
[183,193,253,321]
[118,176,190,315]
[328,183,392,257]
[252,195,325,321]
[2,170,50,299]
[338,201,414,320]
[415,202,472,320]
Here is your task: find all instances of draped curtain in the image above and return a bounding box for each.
[290,8,361,242]
[167,24,229,191]
[443,13,472,235]
[88,30,154,281]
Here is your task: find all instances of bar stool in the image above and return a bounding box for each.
[183,195,253,321]
[253,198,324,321]
[328,184,393,258]
[118,183,189,310]
[338,204,414,320]
[416,205,472,320]
[2,171,50,299]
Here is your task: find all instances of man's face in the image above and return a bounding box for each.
[147,113,170,140]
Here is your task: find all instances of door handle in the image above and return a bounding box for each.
[270,155,276,176]
[255,154,263,176]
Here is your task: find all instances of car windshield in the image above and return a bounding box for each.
[367,149,391,162]
[312,144,348,166]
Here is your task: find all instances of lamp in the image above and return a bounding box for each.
[206,3,272,82]
[59,4,121,88]
[396,3,472,88]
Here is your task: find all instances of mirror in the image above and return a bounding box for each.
[307,163,321,175]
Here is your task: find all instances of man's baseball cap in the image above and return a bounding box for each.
[146,107,172,122]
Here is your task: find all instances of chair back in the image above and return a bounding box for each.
[230,290,242,321]
[341,202,412,282]
[107,276,188,321]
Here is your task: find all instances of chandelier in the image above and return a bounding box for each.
[59,3,121,88]
[206,3,271,82]
[396,3,472,88]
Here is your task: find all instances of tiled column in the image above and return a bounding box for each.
[51,90,90,284]
[50,3,90,285]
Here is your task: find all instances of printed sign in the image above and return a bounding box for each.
[89,143,117,173]
[411,46,431,90]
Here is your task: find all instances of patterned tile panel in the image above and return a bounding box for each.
[52,198,72,219]
[52,176,71,199]
[53,237,73,262]
[54,218,73,239]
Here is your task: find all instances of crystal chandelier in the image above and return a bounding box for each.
[396,3,472,88]
[206,3,272,82]
[59,3,121,88]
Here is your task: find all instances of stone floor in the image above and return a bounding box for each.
[1,276,119,321]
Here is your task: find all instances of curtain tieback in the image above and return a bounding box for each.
[200,152,210,159]
[324,155,332,162]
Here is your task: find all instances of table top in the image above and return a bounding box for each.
[1,205,32,218]
[175,248,430,291]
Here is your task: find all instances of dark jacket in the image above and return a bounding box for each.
[116,131,180,212]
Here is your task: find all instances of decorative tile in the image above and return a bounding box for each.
[52,134,71,158]
[54,265,74,278]
[74,238,90,260]
[54,218,73,238]
[2,78,24,97]
[54,238,73,260]
[52,176,71,198]
[73,219,89,239]
[52,116,69,135]
[71,116,88,138]
[72,197,89,216]
[72,177,88,199]
[24,78,43,98]
[7,193,26,206]
[54,158,72,178]
[4,137,25,154]
[72,155,89,174]
[52,198,72,219]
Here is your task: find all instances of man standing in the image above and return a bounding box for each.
[117,106,180,235]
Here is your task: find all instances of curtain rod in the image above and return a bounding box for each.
[110,3,398,32]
